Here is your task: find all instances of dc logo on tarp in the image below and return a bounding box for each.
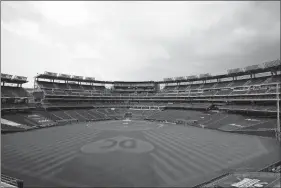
[81,136,154,154]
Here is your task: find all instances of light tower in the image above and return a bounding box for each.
[276,83,280,142]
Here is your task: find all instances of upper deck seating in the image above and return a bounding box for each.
[38,81,54,89]
[81,85,94,90]
[247,88,268,94]
[93,86,106,91]
[166,93,178,96]
[164,85,177,90]
[202,90,217,96]
[229,79,248,87]
[54,83,69,90]
[201,83,215,89]
[189,92,201,96]
[79,91,91,96]
[44,89,53,95]
[263,75,280,84]
[214,81,232,88]
[189,84,200,90]
[266,87,278,93]
[53,90,66,95]
[68,84,83,90]
[178,85,188,90]
[230,90,249,95]
[245,77,267,86]
[215,89,232,96]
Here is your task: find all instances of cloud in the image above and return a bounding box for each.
[30,1,91,26]
[1,19,51,46]
[72,43,102,59]
[1,1,280,87]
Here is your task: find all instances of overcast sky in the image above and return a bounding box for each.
[1,1,280,87]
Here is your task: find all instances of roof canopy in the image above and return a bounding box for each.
[1,74,28,84]
[35,59,280,84]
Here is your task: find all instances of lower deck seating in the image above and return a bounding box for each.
[1,86,31,98]
[219,105,277,112]
[2,114,38,127]
[1,123,25,131]
[52,111,73,120]
[1,113,55,127]
[64,110,86,121]
[36,111,62,121]
[76,110,95,120]
[146,110,203,122]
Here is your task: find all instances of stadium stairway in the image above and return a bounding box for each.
[89,109,106,119]
[64,110,86,121]
[76,110,95,120]
[36,111,62,121]
[73,110,89,121]
[53,110,75,120]
[86,110,101,120]
[96,109,110,118]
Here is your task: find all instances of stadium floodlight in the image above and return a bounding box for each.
[1,73,13,79]
[44,71,57,77]
[175,77,185,81]
[85,77,95,81]
[163,78,173,81]
[263,59,281,69]
[13,75,27,81]
[59,73,71,78]
[244,64,261,72]
[227,68,243,74]
[186,75,198,79]
[72,75,84,80]
[199,73,211,78]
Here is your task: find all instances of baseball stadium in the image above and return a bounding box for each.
[1,59,281,187]
[1,1,281,188]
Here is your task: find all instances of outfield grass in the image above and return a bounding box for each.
[1,120,280,187]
